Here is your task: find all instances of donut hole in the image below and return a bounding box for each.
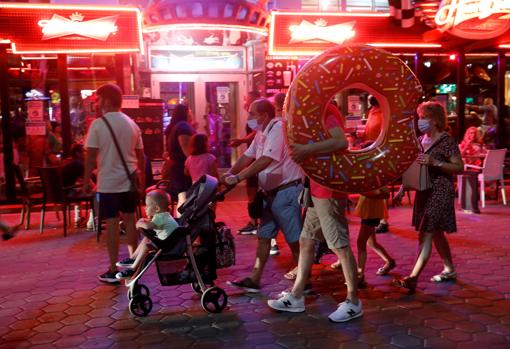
[324,84,390,154]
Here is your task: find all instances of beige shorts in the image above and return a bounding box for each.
[300,197,350,249]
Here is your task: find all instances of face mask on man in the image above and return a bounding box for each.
[418,119,432,133]
[247,118,259,131]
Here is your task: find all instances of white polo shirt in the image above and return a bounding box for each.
[244,117,302,192]
[85,112,144,193]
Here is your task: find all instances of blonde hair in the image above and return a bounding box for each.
[146,189,171,211]
[417,101,447,131]
[463,126,482,143]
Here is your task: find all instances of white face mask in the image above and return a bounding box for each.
[418,119,432,133]
[247,118,259,131]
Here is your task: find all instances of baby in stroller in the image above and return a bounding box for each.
[115,189,179,280]
[125,175,233,317]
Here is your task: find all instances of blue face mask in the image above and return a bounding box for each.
[247,118,259,131]
[418,119,432,133]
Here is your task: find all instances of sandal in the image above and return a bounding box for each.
[330,261,342,270]
[357,274,367,289]
[430,270,457,283]
[392,276,417,293]
[376,260,396,276]
[284,267,298,280]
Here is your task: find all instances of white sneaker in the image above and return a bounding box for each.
[328,299,363,322]
[267,292,305,313]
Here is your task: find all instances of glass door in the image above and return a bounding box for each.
[204,82,238,168]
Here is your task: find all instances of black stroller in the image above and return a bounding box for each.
[126,175,234,317]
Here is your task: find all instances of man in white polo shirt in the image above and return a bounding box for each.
[83,84,145,284]
[223,98,303,292]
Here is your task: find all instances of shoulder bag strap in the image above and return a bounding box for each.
[101,117,136,188]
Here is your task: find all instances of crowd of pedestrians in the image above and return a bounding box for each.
[1,82,473,323]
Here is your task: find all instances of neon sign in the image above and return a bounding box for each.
[0,4,142,54]
[435,0,510,39]
[38,12,118,41]
[289,19,355,45]
[269,11,441,56]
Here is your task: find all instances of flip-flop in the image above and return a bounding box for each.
[284,268,297,280]
[330,261,342,269]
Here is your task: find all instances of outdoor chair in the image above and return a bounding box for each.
[461,149,507,208]
[13,164,44,229]
[38,166,95,237]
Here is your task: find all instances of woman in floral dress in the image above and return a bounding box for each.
[393,102,464,292]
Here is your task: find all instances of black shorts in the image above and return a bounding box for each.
[361,218,381,227]
[97,191,138,219]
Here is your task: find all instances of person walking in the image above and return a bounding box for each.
[162,104,196,213]
[83,84,145,284]
[267,104,363,322]
[224,98,303,293]
[393,101,463,292]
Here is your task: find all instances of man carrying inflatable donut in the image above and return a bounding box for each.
[267,104,363,322]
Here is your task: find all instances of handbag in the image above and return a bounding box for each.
[101,117,143,197]
[402,161,431,191]
[402,134,449,191]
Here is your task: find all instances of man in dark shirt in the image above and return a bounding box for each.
[62,143,85,188]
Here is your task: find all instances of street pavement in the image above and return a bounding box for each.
[0,192,509,349]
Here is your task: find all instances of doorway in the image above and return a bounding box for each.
[152,74,246,167]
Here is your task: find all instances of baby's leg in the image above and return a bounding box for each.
[132,237,152,269]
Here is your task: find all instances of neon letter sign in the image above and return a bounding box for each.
[435,0,510,39]
[38,12,118,41]
[289,19,355,45]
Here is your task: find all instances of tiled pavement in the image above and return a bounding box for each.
[1,193,510,349]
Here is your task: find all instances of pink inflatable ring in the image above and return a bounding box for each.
[284,45,422,193]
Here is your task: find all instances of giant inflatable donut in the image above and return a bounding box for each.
[284,45,422,193]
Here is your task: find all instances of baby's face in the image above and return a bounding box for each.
[145,198,159,217]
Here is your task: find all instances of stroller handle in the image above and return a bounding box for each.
[213,184,236,203]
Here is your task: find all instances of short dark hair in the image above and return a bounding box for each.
[369,96,379,107]
[274,93,286,111]
[253,99,275,119]
[70,143,84,158]
[96,84,123,108]
[190,133,209,155]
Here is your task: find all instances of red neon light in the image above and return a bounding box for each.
[0,3,143,54]
[269,11,441,56]
[143,23,267,37]
[499,44,510,48]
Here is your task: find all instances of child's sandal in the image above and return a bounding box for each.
[430,270,457,283]
[376,260,396,276]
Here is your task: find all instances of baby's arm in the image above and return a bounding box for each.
[136,218,156,230]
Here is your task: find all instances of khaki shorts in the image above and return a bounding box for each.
[300,197,349,249]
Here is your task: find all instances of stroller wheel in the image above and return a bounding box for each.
[129,294,153,317]
[201,287,228,313]
[127,283,150,300]
[191,281,215,294]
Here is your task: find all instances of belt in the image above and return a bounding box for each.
[265,179,302,197]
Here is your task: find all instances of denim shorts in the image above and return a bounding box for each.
[97,191,138,219]
[257,184,303,243]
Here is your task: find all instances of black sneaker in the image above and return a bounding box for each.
[115,269,135,280]
[238,222,258,235]
[98,270,120,284]
[116,258,135,268]
[375,223,389,234]
[270,245,280,256]
[227,277,261,293]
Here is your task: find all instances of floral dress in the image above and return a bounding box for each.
[412,133,460,233]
